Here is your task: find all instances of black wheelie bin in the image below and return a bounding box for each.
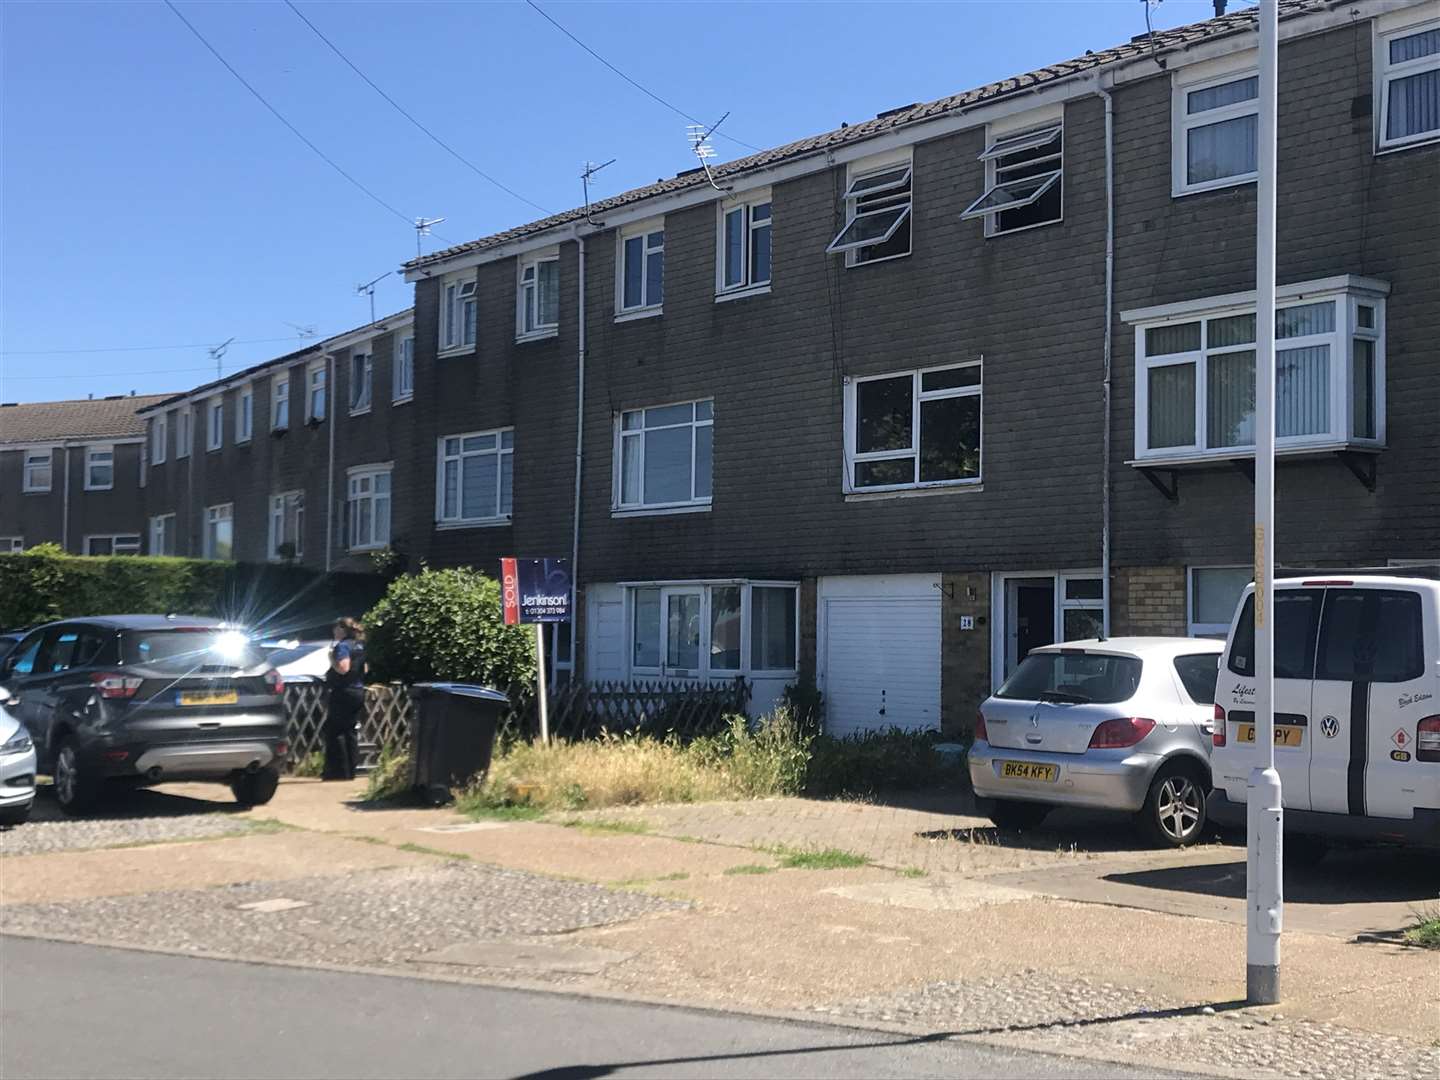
[408,683,509,805]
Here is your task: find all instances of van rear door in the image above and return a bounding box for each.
[1310,585,1434,820]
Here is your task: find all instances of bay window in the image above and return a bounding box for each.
[1129,277,1387,462]
[348,467,392,550]
[1376,19,1440,150]
[614,399,712,512]
[517,251,560,338]
[627,581,799,679]
[845,361,982,492]
[436,428,513,525]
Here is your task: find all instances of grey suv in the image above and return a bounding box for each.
[0,615,288,815]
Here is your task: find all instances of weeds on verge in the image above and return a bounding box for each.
[723,864,777,876]
[1405,906,1440,949]
[772,846,869,870]
[363,744,413,802]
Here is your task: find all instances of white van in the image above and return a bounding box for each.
[1209,570,1440,850]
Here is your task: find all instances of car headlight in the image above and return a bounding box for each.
[1,727,33,754]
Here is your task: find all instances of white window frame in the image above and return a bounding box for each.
[715,190,772,299]
[22,448,52,493]
[1128,278,1388,464]
[623,580,800,680]
[828,150,913,266]
[83,534,141,556]
[236,385,253,443]
[84,444,114,491]
[615,218,665,318]
[1171,60,1260,197]
[1375,15,1440,153]
[435,428,514,527]
[393,334,415,403]
[963,113,1063,236]
[307,361,328,423]
[151,414,168,466]
[204,503,234,560]
[1187,565,1252,638]
[843,360,983,494]
[267,490,305,561]
[516,248,561,340]
[347,465,393,551]
[613,399,714,515]
[439,273,478,354]
[349,352,373,415]
[149,514,176,557]
[271,374,291,431]
[175,408,190,459]
[205,395,224,452]
[0,538,23,553]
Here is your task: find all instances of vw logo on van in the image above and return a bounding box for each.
[1320,715,1340,739]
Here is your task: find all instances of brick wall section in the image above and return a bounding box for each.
[1112,566,1188,637]
[940,571,992,737]
[0,442,146,552]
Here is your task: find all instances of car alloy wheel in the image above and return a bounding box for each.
[1155,773,1203,843]
[55,745,78,806]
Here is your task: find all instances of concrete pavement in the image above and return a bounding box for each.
[0,938,1182,1080]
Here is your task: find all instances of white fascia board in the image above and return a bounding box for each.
[319,314,415,356]
[346,460,395,476]
[1120,274,1392,323]
[2,437,145,451]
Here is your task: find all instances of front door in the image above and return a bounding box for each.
[1006,579,1056,675]
[661,588,703,678]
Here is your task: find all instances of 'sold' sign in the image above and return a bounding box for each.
[500,557,572,625]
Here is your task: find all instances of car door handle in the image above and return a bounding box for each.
[197,721,222,729]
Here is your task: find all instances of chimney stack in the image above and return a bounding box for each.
[1214,0,1228,16]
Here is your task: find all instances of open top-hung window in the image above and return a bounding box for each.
[963,121,1062,234]
[1173,68,1259,195]
[828,155,912,264]
[1377,18,1440,150]
[440,274,478,352]
[1130,277,1388,462]
[517,251,560,339]
[845,361,982,492]
[615,400,713,512]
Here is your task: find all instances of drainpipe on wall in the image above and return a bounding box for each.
[569,235,587,676]
[325,352,336,573]
[1099,78,1115,637]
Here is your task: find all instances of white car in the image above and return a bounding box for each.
[1209,570,1440,853]
[262,640,332,684]
[0,693,37,826]
[970,637,1224,846]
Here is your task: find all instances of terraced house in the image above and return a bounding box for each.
[0,394,169,554]
[46,0,1432,738]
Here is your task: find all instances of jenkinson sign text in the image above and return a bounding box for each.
[500,557,572,625]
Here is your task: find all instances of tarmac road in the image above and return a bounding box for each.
[0,938,1187,1080]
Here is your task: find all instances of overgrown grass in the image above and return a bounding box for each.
[1405,908,1440,949]
[363,744,413,802]
[289,751,325,779]
[773,846,869,870]
[804,729,968,797]
[562,818,652,836]
[723,863,777,876]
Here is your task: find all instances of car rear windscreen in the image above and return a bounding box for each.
[995,652,1142,704]
[122,629,267,671]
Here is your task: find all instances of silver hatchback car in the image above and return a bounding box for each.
[969,637,1224,846]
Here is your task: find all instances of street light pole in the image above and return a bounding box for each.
[1247,0,1284,1007]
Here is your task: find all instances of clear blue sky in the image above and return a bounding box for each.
[1,0,1219,403]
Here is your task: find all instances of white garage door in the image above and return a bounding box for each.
[820,575,941,738]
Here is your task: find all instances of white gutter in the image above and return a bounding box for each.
[1099,79,1115,638]
[569,236,587,675]
[324,352,336,572]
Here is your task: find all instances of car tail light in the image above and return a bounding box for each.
[1417,716,1440,763]
[974,711,988,744]
[275,740,289,758]
[1088,717,1157,749]
[91,673,142,699]
[103,750,130,762]
[1212,704,1227,747]
[264,668,284,696]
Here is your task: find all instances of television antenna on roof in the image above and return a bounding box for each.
[355,271,392,324]
[687,113,732,193]
[581,159,615,226]
[208,337,235,379]
[285,322,318,339]
[414,216,446,257]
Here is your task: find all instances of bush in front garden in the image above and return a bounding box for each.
[363,566,535,691]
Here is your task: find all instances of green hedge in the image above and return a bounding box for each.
[0,550,388,635]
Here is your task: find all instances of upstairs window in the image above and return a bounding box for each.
[1129,280,1387,461]
[349,353,372,414]
[307,363,327,422]
[151,414,168,466]
[272,374,290,430]
[437,428,513,525]
[441,275,478,352]
[517,252,560,338]
[618,222,664,314]
[268,491,304,561]
[615,400,713,512]
[237,385,253,442]
[85,445,114,490]
[717,194,771,296]
[394,334,415,402]
[845,362,982,492]
[828,156,912,264]
[1173,70,1258,195]
[175,408,190,458]
[206,396,224,451]
[1377,19,1440,150]
[23,449,52,492]
[963,122,1063,234]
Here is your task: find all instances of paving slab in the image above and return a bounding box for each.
[416,939,634,974]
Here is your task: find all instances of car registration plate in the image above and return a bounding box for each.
[178,689,238,707]
[1237,723,1304,748]
[999,761,1058,782]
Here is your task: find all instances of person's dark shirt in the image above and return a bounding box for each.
[327,639,366,692]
